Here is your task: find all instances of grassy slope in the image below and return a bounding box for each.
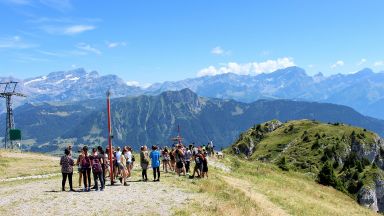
[0,149,60,180]
[171,156,377,216]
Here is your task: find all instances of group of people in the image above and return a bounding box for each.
[60,142,211,192]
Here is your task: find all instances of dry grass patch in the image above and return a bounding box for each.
[0,149,59,180]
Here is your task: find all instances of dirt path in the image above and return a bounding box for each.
[0,175,191,216]
[222,175,289,216]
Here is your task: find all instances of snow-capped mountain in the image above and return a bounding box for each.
[0,68,142,104]
[145,67,384,119]
[1,66,384,120]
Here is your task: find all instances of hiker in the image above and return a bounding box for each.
[125,146,133,178]
[60,148,75,191]
[161,147,171,172]
[202,152,209,178]
[81,146,92,192]
[191,149,204,178]
[76,148,84,188]
[91,148,104,191]
[150,145,161,181]
[184,145,193,174]
[170,147,176,172]
[97,146,106,184]
[120,148,129,186]
[104,147,111,180]
[140,145,149,181]
[175,144,185,176]
[114,147,122,182]
[67,145,73,157]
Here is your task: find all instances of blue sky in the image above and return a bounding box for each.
[0,0,384,85]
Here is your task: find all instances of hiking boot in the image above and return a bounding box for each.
[100,188,104,191]
[119,177,122,183]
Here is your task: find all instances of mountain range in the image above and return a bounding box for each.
[5,89,384,154]
[1,66,384,119]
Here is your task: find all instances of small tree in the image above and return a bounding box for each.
[318,161,345,191]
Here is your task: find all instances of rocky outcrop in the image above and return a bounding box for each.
[355,136,384,212]
[358,186,379,212]
[351,136,384,164]
[358,179,384,213]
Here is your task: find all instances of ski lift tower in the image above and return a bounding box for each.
[0,81,26,149]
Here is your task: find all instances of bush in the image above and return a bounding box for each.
[302,135,310,142]
[311,140,320,150]
[277,156,289,171]
[318,161,345,191]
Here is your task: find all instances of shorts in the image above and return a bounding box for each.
[118,163,124,170]
[176,161,183,169]
[196,163,203,172]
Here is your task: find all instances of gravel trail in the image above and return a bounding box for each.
[0,175,191,216]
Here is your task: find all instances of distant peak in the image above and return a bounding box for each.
[355,68,374,75]
[272,66,307,77]
[314,72,324,77]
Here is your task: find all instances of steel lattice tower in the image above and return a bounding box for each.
[0,82,26,148]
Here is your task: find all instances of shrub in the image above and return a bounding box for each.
[318,161,345,191]
[311,140,320,150]
[277,156,289,171]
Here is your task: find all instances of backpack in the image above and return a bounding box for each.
[92,156,102,173]
[81,156,90,168]
[195,154,202,164]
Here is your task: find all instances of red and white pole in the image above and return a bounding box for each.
[107,90,114,185]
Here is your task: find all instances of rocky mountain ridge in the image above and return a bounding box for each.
[2,66,384,119]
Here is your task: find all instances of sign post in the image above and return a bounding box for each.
[107,90,114,185]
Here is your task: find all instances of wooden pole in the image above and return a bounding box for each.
[107,90,114,185]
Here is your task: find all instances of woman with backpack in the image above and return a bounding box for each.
[60,148,75,191]
[91,148,104,191]
[81,146,92,192]
[161,147,171,173]
[170,147,176,172]
[202,152,208,178]
[175,144,185,176]
[140,145,149,182]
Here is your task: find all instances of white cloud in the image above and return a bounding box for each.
[64,25,95,35]
[39,0,72,12]
[330,60,344,69]
[3,0,72,11]
[211,46,230,56]
[197,57,295,77]
[76,43,101,55]
[357,58,367,66]
[0,35,37,49]
[374,61,384,67]
[106,41,127,48]
[3,0,30,5]
[126,81,151,89]
[41,25,95,35]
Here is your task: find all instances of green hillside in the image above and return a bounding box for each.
[230,119,384,212]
